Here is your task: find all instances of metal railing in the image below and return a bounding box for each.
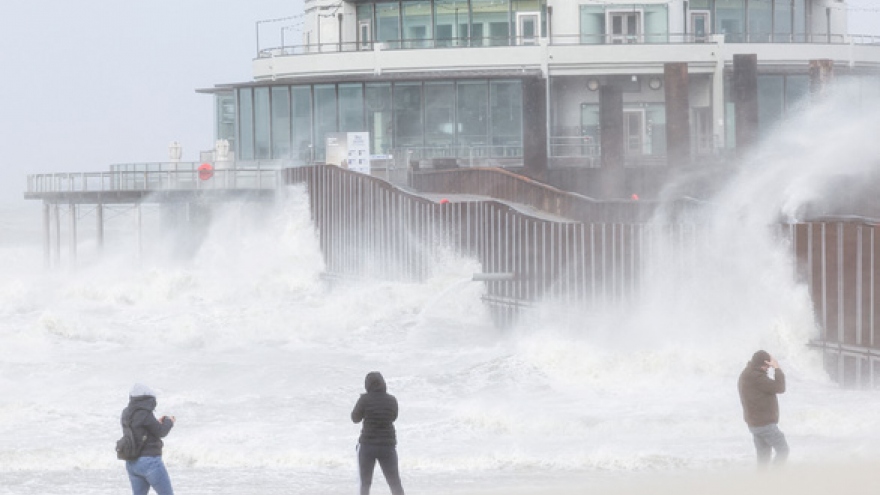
[26,168,282,195]
[257,31,880,58]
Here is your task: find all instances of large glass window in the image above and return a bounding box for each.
[339,83,365,132]
[785,75,810,113]
[472,0,510,46]
[393,82,423,149]
[377,2,401,49]
[434,0,468,47]
[238,88,254,160]
[271,87,291,159]
[716,0,745,42]
[644,5,669,43]
[457,80,489,149]
[758,75,784,132]
[793,0,806,42]
[579,6,605,44]
[403,1,432,48]
[748,0,772,42]
[215,92,236,152]
[365,83,392,155]
[490,80,522,156]
[314,85,337,161]
[425,82,455,150]
[774,0,792,42]
[292,86,312,165]
[254,87,271,159]
[357,4,374,50]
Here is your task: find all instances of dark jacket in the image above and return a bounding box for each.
[121,395,174,457]
[738,362,786,427]
[351,372,398,446]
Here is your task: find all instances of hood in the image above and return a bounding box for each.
[365,371,387,393]
[748,350,771,369]
[127,394,157,412]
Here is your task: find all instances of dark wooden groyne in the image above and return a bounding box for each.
[792,220,880,387]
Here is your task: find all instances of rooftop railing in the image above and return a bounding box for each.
[257,31,880,58]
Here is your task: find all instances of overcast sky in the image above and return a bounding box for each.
[0,1,878,202]
[0,0,300,201]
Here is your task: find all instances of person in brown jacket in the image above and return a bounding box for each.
[738,350,788,467]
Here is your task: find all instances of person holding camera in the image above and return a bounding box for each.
[738,350,788,467]
[120,383,176,495]
[351,371,405,495]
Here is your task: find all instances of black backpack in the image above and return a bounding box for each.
[116,411,148,461]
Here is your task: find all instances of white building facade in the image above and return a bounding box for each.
[203,0,880,194]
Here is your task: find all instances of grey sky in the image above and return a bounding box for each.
[0,1,877,202]
[0,0,301,201]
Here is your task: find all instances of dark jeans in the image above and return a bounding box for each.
[358,443,404,495]
[749,423,789,467]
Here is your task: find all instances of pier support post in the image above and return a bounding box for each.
[96,203,104,252]
[69,203,77,265]
[53,203,61,267]
[43,202,51,267]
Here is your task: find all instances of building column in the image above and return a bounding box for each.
[732,54,759,155]
[809,59,834,100]
[599,84,624,198]
[523,76,548,181]
[664,62,691,168]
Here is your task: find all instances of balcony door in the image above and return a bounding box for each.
[359,20,372,50]
[516,12,539,45]
[690,11,711,42]
[623,109,645,155]
[607,11,641,44]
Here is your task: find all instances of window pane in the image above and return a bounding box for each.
[254,87,270,159]
[238,88,254,160]
[784,75,810,113]
[403,1,432,48]
[393,82,423,148]
[793,0,806,42]
[314,84,337,162]
[425,82,455,149]
[716,0,745,42]
[271,86,291,159]
[292,86,313,165]
[758,75,784,132]
[365,83,392,155]
[377,2,400,49]
[457,80,488,149]
[775,0,792,42]
[579,6,605,44]
[471,0,509,46]
[748,0,772,42]
[644,5,668,43]
[435,0,468,47]
[215,92,236,153]
[490,80,522,156]
[339,83,364,132]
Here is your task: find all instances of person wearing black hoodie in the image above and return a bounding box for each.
[351,371,405,495]
[121,383,176,495]
[738,350,788,467]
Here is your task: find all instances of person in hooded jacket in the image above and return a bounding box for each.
[351,371,405,495]
[121,383,176,495]
[738,350,788,467]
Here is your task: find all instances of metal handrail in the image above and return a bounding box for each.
[25,169,281,195]
[257,31,880,58]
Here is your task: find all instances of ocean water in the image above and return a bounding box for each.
[2,90,880,495]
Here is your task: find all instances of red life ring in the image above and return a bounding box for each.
[198,163,214,180]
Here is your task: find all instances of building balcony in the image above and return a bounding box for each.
[253,33,880,82]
